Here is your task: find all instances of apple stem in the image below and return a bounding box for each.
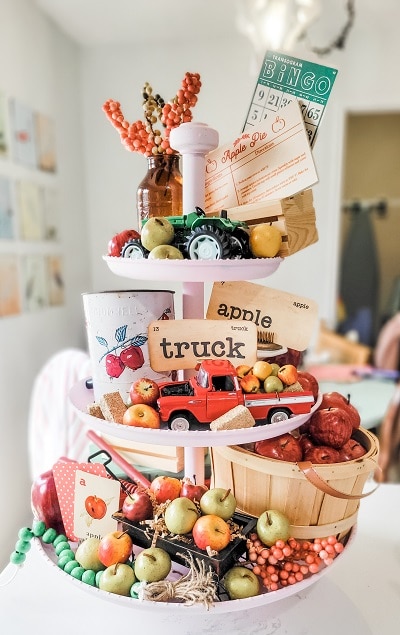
[220,489,231,503]
[266,512,272,526]
[346,394,351,405]
[118,530,130,540]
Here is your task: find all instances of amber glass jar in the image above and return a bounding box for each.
[136,153,183,224]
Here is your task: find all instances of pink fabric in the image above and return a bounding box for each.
[28,348,92,480]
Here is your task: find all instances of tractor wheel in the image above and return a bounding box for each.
[185,224,231,260]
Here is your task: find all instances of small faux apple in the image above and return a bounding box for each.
[31,468,66,535]
[256,510,291,547]
[150,475,182,504]
[129,377,160,406]
[277,364,298,386]
[140,217,175,252]
[199,487,236,520]
[304,445,341,464]
[192,514,231,552]
[122,403,160,429]
[75,537,105,572]
[148,245,184,260]
[269,363,280,376]
[309,407,353,449]
[223,566,260,600]
[296,371,319,401]
[239,373,260,393]
[134,547,171,582]
[251,360,273,381]
[249,223,282,258]
[255,433,302,462]
[263,375,284,393]
[319,392,361,428]
[180,477,208,503]
[298,433,315,455]
[98,531,133,567]
[236,364,252,379]
[121,487,153,522]
[339,438,367,462]
[108,229,140,257]
[98,562,136,596]
[164,497,199,534]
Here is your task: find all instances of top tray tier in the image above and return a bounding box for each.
[103,255,283,282]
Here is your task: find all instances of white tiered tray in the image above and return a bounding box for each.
[70,378,322,447]
[103,255,283,282]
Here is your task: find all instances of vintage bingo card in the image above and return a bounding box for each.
[243,51,338,147]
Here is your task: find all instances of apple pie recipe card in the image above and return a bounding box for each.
[204,100,318,215]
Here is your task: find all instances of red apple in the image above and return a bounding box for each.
[31,468,65,535]
[319,392,360,428]
[303,445,341,464]
[180,477,208,503]
[277,364,298,386]
[149,475,182,504]
[298,433,315,455]
[309,407,353,449]
[122,403,160,429]
[119,346,144,371]
[338,438,367,462]
[98,531,133,567]
[255,433,303,462]
[192,514,231,552]
[108,229,140,257]
[240,373,260,393]
[118,480,137,508]
[105,353,125,378]
[296,371,319,401]
[235,364,252,379]
[129,377,160,406]
[121,487,153,522]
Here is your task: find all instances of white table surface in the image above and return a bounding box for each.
[0,483,399,634]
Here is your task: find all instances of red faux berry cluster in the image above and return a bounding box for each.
[103,72,201,157]
[246,533,344,591]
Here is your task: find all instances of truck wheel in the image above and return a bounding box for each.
[186,224,230,260]
[121,239,148,259]
[169,412,192,431]
[268,408,291,424]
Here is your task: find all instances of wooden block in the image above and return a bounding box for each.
[217,189,318,257]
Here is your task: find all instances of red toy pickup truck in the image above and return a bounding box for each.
[157,359,314,430]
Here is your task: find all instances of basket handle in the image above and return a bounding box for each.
[297,461,379,500]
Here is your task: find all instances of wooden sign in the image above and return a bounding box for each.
[206,281,318,351]
[148,319,258,372]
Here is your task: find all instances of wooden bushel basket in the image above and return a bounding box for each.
[209,427,379,539]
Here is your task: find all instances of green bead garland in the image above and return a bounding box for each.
[10,519,140,600]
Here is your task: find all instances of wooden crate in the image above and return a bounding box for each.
[210,427,379,539]
[219,189,318,257]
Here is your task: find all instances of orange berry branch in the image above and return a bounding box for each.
[102,72,202,157]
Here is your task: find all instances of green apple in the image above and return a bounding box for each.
[140,217,174,251]
[164,497,199,534]
[264,375,284,393]
[98,562,136,596]
[199,487,236,520]
[75,537,105,573]
[148,245,184,260]
[269,363,280,376]
[134,547,171,582]
[256,509,291,547]
[223,566,260,600]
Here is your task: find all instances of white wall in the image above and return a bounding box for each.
[0,0,91,567]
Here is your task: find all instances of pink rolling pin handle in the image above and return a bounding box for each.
[86,429,151,489]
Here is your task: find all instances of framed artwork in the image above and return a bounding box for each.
[0,176,14,239]
[35,113,57,172]
[9,98,37,168]
[21,254,48,311]
[0,254,21,317]
[47,255,64,306]
[42,187,59,240]
[0,91,8,156]
[17,180,43,240]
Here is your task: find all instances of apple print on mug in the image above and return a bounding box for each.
[82,290,175,402]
